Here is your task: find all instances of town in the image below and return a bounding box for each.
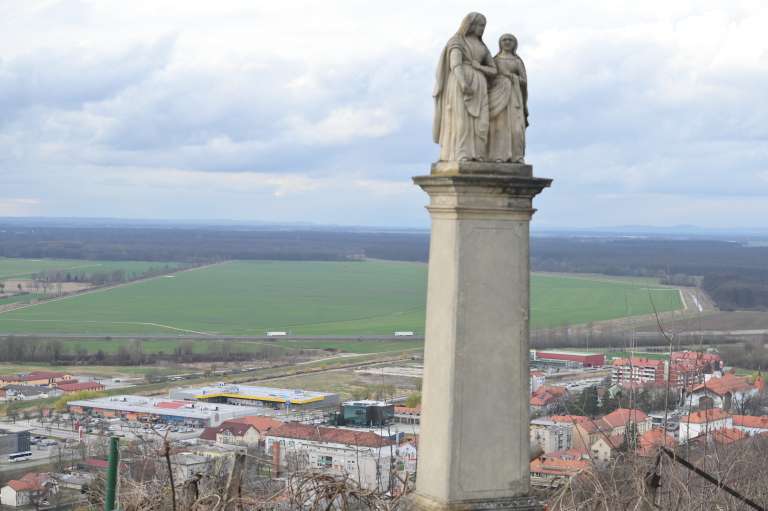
[0,345,764,508]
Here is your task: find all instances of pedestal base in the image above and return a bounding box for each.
[408,493,543,511]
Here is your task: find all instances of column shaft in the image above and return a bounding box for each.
[411,164,551,511]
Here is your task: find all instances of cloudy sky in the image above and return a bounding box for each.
[1,0,767,228]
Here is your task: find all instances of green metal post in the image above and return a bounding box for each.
[104,436,119,511]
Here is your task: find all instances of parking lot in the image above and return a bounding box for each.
[0,414,204,467]
[26,415,205,442]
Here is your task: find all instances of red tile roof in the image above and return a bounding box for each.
[612,358,665,368]
[268,423,396,448]
[575,409,648,436]
[539,385,568,397]
[732,415,768,429]
[199,427,218,441]
[549,415,590,425]
[530,386,568,407]
[7,472,49,492]
[57,382,105,392]
[712,428,747,445]
[530,456,590,477]
[8,479,38,492]
[576,420,603,434]
[681,408,731,424]
[636,428,676,456]
[691,373,754,396]
[217,422,255,437]
[671,351,721,364]
[228,416,283,432]
[602,408,649,428]
[26,371,68,379]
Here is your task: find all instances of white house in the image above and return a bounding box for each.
[679,409,732,443]
[0,472,57,507]
[265,423,398,491]
[686,374,762,411]
[589,435,623,465]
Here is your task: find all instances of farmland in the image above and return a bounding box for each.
[0,259,684,336]
[0,257,186,309]
[530,273,682,327]
[0,257,182,280]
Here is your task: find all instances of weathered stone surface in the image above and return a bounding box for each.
[488,33,528,164]
[411,163,550,510]
[407,494,543,511]
[433,13,529,164]
[430,160,532,177]
[433,13,495,162]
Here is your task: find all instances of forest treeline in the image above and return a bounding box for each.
[2,223,768,310]
[0,225,429,263]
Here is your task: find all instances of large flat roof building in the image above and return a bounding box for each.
[67,395,258,427]
[169,383,340,410]
[532,350,605,368]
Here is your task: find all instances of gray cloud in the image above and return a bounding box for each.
[0,37,174,124]
[1,1,767,227]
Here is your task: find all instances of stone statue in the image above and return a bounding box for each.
[433,12,497,162]
[488,33,528,163]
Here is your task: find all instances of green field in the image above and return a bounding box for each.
[0,260,683,335]
[530,274,681,327]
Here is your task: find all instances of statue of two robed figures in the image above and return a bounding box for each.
[433,12,528,163]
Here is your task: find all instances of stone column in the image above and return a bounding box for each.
[410,161,551,511]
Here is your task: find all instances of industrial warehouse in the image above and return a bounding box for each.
[169,383,340,410]
[67,395,257,427]
[530,350,605,368]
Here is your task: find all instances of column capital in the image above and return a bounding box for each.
[413,162,552,220]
